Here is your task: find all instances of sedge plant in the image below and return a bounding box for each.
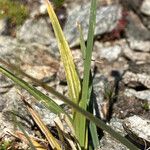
[0,0,139,149]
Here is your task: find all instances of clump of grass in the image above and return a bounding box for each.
[0,0,28,26]
[0,0,140,149]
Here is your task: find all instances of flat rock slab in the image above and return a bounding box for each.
[123,115,150,148]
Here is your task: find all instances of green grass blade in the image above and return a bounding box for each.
[80,0,97,109]
[0,66,68,116]
[73,0,97,147]
[89,122,100,149]
[45,0,81,104]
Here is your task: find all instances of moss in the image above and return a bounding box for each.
[52,0,64,7]
[0,140,12,150]
[0,0,28,26]
[142,102,150,111]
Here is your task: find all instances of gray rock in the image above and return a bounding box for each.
[0,35,62,134]
[128,62,150,75]
[0,113,14,137]
[16,18,55,45]
[96,44,122,61]
[93,74,107,119]
[64,4,122,48]
[123,71,150,89]
[125,11,150,41]
[16,3,122,56]
[124,88,150,102]
[123,115,150,148]
[0,74,13,94]
[0,35,59,80]
[29,0,47,18]
[123,45,150,62]
[100,118,128,150]
[0,19,7,35]
[0,87,25,137]
[141,0,150,16]
[0,36,18,56]
[47,3,122,57]
[0,86,58,137]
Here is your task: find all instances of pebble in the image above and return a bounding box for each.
[141,0,150,16]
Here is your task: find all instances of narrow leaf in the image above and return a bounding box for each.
[0,66,67,116]
[73,0,97,147]
[89,122,100,149]
[77,23,86,59]
[45,0,81,104]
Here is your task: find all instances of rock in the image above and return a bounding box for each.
[0,35,64,135]
[120,0,141,12]
[0,35,62,132]
[123,115,150,148]
[0,36,59,80]
[0,86,58,137]
[0,19,7,35]
[0,36,18,56]
[123,45,150,62]
[95,43,122,62]
[128,39,150,52]
[0,87,26,137]
[128,62,150,75]
[64,4,122,48]
[124,88,150,102]
[0,113,14,138]
[0,74,13,94]
[140,0,150,16]
[123,71,150,89]
[125,11,150,41]
[16,2,122,56]
[22,64,58,80]
[30,0,47,18]
[16,18,55,45]
[100,118,128,150]
[93,73,108,119]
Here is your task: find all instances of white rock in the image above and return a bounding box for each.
[123,115,150,147]
[125,88,150,101]
[0,19,7,34]
[123,45,150,61]
[16,18,54,45]
[39,3,47,15]
[128,38,150,52]
[99,45,122,61]
[141,0,150,16]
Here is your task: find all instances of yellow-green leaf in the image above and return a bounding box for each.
[24,100,62,150]
[44,0,81,104]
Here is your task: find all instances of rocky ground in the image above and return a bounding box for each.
[0,0,150,149]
